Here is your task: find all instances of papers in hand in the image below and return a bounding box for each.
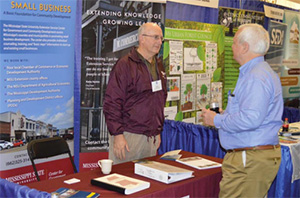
[176,156,222,170]
[91,173,150,195]
[134,160,194,184]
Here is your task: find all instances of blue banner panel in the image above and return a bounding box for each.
[0,0,76,184]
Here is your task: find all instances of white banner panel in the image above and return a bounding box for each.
[264,5,284,20]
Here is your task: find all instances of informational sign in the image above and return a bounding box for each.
[219,7,265,36]
[181,74,196,112]
[0,0,77,184]
[266,21,287,74]
[264,4,284,21]
[167,76,180,101]
[281,10,300,101]
[196,73,211,110]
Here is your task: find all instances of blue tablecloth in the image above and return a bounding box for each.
[282,107,300,123]
[159,119,300,198]
[269,145,300,197]
[158,120,226,158]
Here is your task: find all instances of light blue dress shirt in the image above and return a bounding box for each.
[214,56,283,150]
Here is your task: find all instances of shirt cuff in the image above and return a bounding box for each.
[214,114,222,129]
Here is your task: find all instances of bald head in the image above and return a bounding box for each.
[137,22,163,62]
[138,22,162,37]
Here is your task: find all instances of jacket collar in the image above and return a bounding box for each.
[129,47,158,64]
[128,47,144,63]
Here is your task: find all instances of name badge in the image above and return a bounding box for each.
[152,80,162,92]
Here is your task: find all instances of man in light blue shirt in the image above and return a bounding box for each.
[202,23,283,197]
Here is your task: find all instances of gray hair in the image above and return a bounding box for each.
[237,23,270,55]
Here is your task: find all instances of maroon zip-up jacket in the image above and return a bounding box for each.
[103,48,167,137]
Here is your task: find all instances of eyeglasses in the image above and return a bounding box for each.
[142,34,164,42]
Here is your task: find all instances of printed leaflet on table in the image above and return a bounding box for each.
[176,156,222,170]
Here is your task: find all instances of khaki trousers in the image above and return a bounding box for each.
[109,132,159,165]
[219,146,281,198]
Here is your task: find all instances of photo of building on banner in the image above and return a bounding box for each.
[80,0,166,171]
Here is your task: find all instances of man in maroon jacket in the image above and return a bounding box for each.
[103,22,167,164]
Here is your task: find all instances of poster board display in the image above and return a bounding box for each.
[163,19,225,121]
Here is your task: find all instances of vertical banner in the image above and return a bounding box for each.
[218,7,265,107]
[79,0,165,172]
[266,20,287,74]
[281,10,300,104]
[0,0,77,183]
